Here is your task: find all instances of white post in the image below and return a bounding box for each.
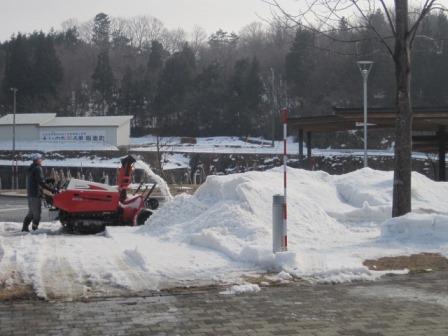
[273,195,287,252]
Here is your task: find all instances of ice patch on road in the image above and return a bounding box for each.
[351,285,448,308]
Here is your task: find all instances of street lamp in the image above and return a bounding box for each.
[10,88,18,190]
[357,61,373,168]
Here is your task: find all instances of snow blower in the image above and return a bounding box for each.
[47,155,159,233]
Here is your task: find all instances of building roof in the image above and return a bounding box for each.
[0,113,56,125]
[41,116,133,127]
[289,106,448,133]
[0,114,132,127]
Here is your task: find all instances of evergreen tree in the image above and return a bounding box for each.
[285,28,315,101]
[31,33,63,100]
[187,62,226,135]
[147,40,166,72]
[226,57,263,135]
[92,13,111,50]
[153,44,196,134]
[1,34,33,111]
[91,13,115,109]
[92,49,115,104]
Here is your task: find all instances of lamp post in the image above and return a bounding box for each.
[10,88,18,190]
[357,61,373,168]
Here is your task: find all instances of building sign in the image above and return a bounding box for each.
[40,130,106,143]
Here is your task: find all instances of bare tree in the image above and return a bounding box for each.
[127,16,165,51]
[161,28,188,53]
[267,0,445,217]
[190,25,208,55]
[61,18,80,32]
[78,20,94,43]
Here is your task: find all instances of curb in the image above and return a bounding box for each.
[0,192,27,198]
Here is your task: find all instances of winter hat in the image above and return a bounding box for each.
[31,153,43,162]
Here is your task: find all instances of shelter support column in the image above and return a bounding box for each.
[298,129,304,161]
[438,126,446,181]
[306,132,312,159]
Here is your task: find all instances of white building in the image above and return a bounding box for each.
[0,113,132,150]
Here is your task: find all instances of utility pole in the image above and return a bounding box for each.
[10,88,18,190]
[271,68,276,147]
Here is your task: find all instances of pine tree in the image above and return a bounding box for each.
[153,44,196,133]
[285,28,315,100]
[91,13,115,109]
[226,57,263,135]
[92,50,115,103]
[92,13,111,50]
[31,33,63,100]
[1,34,33,111]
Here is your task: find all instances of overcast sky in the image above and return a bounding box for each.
[0,0,282,42]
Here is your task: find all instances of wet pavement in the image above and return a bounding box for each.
[1,270,447,336]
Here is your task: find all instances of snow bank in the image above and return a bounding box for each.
[141,167,448,282]
[381,213,448,244]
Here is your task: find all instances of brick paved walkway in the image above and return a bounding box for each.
[1,271,447,336]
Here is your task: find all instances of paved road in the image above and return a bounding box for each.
[1,271,447,336]
[0,196,29,223]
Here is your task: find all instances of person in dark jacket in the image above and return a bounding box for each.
[22,154,53,232]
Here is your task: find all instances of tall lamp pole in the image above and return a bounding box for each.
[357,61,373,168]
[10,88,18,190]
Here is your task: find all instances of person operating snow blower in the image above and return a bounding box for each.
[22,153,56,232]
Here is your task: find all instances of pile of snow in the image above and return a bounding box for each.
[381,214,448,243]
[220,284,261,295]
[141,167,448,282]
[1,167,448,299]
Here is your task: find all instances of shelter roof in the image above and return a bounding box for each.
[289,106,448,133]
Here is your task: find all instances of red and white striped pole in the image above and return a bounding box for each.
[282,107,288,251]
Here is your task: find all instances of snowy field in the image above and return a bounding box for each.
[1,167,448,299]
[131,135,428,159]
[0,136,429,173]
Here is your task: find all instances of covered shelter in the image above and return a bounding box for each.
[289,106,448,181]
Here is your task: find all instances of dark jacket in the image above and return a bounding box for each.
[27,163,48,197]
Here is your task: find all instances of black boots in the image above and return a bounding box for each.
[32,222,39,231]
[22,217,31,232]
[21,216,38,232]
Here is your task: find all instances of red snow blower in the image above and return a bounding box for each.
[47,155,158,233]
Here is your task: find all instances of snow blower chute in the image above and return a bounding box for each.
[48,155,159,233]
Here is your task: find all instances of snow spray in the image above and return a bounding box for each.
[135,160,173,200]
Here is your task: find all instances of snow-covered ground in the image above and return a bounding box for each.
[0,136,429,173]
[1,167,447,299]
[0,155,189,173]
[131,135,428,159]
